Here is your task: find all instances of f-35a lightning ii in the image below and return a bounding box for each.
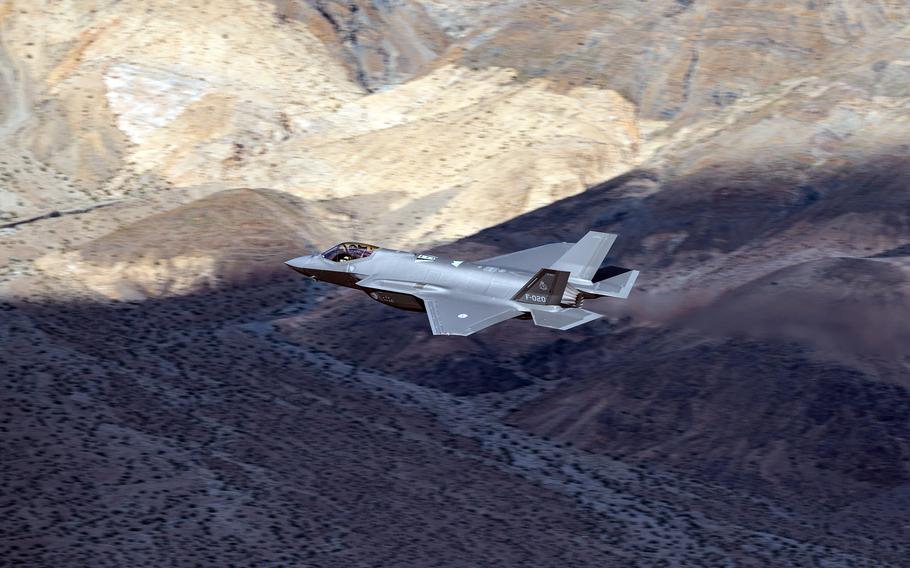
[286,231,639,336]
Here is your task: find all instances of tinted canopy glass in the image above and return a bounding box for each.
[322,242,379,262]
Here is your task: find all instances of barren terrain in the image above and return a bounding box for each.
[4,279,903,566]
[3,1,910,566]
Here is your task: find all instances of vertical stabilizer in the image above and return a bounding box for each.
[549,231,617,281]
[512,269,571,305]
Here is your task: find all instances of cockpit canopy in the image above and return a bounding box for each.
[322,242,379,262]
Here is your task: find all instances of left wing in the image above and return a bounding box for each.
[424,298,521,336]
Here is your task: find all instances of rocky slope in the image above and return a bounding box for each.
[3,1,910,565]
[276,154,910,523]
[4,0,908,298]
[3,276,900,566]
[33,188,339,299]
[1,0,641,297]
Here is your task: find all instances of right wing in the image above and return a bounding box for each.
[424,298,521,336]
[478,243,573,272]
[358,275,519,336]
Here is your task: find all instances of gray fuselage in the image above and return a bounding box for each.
[286,249,534,313]
[286,232,638,335]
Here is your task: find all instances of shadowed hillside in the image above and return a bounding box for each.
[32,188,337,299]
[3,1,910,565]
[1,285,630,567]
[4,276,903,566]
[277,157,910,523]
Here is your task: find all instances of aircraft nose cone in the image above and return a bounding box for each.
[285,254,318,277]
[285,255,311,268]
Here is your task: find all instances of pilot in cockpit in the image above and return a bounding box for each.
[322,242,378,262]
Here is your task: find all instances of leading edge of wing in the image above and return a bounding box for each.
[357,276,518,336]
[478,242,574,273]
[356,276,444,295]
[424,298,521,336]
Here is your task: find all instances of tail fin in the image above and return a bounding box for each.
[512,268,571,306]
[549,231,617,281]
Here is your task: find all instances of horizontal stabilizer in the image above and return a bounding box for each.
[585,267,639,299]
[530,308,602,331]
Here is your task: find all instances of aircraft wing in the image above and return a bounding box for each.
[357,276,519,335]
[424,298,521,336]
[478,243,573,272]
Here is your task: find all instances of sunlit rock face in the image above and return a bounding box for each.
[270,0,451,91]
[1,0,909,300]
[103,63,210,144]
[453,0,910,120]
[32,188,334,300]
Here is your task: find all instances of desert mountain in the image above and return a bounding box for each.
[275,155,910,539]
[1,0,640,296]
[3,0,909,297]
[3,1,910,565]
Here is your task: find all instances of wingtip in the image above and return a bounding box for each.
[621,269,640,298]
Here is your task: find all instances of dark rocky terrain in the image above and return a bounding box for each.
[276,156,910,563]
[3,274,904,567]
[8,158,908,565]
[3,285,628,567]
[4,173,910,567]
[3,1,910,566]
[5,148,909,567]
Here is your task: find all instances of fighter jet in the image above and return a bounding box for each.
[285,231,639,336]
